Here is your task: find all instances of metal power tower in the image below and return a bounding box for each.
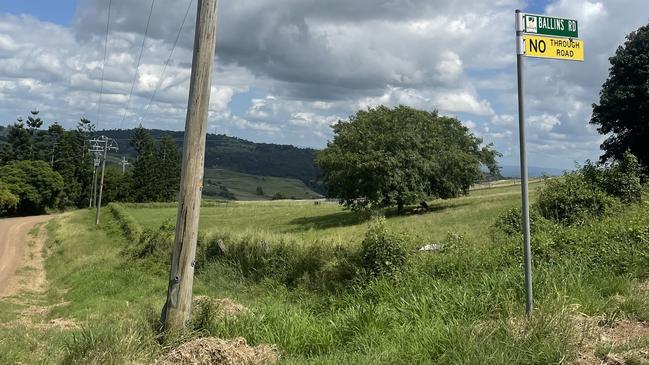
[88,136,119,225]
[120,156,130,175]
[89,151,101,208]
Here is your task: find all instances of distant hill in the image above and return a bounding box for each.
[499,165,568,178]
[94,129,323,194]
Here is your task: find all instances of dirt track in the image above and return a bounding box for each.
[0,215,53,297]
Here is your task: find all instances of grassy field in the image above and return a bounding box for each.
[2,180,649,364]
[125,179,545,245]
[202,168,321,201]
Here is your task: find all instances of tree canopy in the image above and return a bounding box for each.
[591,22,649,167]
[0,114,185,215]
[316,105,500,212]
[129,126,181,202]
[0,160,64,214]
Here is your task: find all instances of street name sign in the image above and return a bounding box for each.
[523,34,584,61]
[523,14,578,38]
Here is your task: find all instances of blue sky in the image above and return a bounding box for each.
[0,0,77,25]
[0,0,647,169]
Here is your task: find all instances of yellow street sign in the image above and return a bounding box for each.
[523,34,584,61]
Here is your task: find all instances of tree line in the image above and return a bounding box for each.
[0,113,181,216]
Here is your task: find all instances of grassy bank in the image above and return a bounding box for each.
[2,181,649,364]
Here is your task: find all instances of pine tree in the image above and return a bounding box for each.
[157,135,181,201]
[130,126,158,202]
[7,118,31,161]
[26,110,44,160]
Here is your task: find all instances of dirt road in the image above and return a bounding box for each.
[0,215,53,297]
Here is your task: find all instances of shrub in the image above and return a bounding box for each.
[271,192,286,200]
[0,183,19,215]
[492,207,553,236]
[359,217,408,278]
[536,173,618,225]
[534,203,649,274]
[600,151,643,203]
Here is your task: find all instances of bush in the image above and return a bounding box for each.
[271,192,286,200]
[0,183,19,215]
[536,173,618,225]
[534,202,649,274]
[359,217,408,278]
[492,207,554,236]
[581,152,643,203]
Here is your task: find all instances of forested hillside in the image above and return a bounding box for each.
[91,129,322,192]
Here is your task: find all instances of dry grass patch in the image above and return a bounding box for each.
[193,295,250,320]
[155,337,278,365]
[575,314,649,364]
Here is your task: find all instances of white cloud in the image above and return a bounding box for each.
[529,113,561,132]
[1,0,648,168]
[233,117,280,133]
[434,91,494,116]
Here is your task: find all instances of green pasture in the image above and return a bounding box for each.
[126,179,545,245]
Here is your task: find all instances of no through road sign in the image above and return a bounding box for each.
[523,34,584,61]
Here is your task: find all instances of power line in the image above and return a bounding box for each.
[139,0,194,125]
[96,0,113,131]
[119,0,157,129]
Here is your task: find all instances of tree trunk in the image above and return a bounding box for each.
[397,200,404,214]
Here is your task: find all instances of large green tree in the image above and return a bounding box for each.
[591,23,649,167]
[316,105,500,212]
[0,160,64,214]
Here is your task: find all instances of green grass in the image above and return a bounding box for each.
[203,168,321,201]
[127,179,545,245]
[2,180,649,364]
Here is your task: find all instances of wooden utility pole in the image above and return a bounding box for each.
[161,0,218,330]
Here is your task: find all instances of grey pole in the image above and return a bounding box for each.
[95,138,108,225]
[516,9,533,316]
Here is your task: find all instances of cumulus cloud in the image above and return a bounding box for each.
[1,0,648,168]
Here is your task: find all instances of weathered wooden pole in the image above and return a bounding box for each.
[161,0,218,330]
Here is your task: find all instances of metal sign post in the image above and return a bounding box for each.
[515,9,583,316]
[515,9,534,316]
